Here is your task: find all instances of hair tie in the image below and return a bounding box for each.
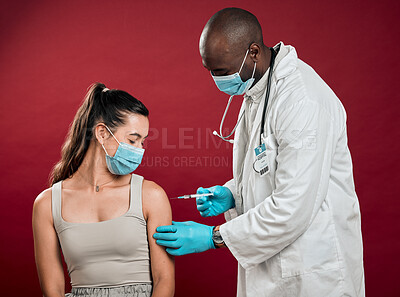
[102,88,110,92]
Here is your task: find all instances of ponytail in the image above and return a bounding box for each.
[49,83,149,185]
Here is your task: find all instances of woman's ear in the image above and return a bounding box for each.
[94,123,109,145]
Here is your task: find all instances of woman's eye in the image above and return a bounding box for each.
[129,140,136,144]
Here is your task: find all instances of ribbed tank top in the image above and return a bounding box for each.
[51,174,152,288]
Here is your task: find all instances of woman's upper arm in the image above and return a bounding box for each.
[142,181,175,288]
[32,189,65,296]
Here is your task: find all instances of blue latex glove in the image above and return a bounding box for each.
[153,221,215,256]
[196,185,235,217]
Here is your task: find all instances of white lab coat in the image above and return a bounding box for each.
[219,42,365,297]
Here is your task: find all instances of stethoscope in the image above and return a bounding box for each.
[259,47,277,144]
[213,46,277,144]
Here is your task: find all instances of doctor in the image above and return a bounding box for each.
[154,7,365,297]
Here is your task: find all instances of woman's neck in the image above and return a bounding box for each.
[75,142,119,187]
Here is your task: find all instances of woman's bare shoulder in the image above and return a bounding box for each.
[32,188,53,221]
[142,179,171,219]
[142,180,169,201]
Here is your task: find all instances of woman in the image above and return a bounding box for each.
[32,83,174,297]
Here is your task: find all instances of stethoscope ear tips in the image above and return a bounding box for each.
[213,130,234,143]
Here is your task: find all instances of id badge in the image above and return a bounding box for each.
[253,142,270,176]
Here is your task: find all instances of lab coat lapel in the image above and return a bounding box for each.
[247,43,298,148]
[247,85,272,149]
[232,98,248,215]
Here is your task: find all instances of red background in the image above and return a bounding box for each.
[0,0,399,296]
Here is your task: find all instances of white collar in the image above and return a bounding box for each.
[245,41,298,102]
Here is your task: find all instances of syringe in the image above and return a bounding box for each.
[170,193,214,199]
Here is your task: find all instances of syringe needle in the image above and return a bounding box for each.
[170,193,214,199]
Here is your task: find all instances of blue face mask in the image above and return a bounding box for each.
[101,125,145,175]
[211,49,257,96]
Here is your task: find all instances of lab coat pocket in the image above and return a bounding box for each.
[280,202,341,278]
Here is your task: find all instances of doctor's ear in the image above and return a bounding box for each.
[94,124,110,145]
[249,43,261,62]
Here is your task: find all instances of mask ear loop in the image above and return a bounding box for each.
[241,61,257,94]
[251,62,257,78]
[243,49,256,80]
[238,49,249,74]
[100,125,120,156]
[101,143,110,156]
[241,47,257,80]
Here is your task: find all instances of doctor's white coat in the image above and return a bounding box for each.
[219,43,365,297]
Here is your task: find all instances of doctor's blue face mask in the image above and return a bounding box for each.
[211,49,257,96]
[101,125,145,175]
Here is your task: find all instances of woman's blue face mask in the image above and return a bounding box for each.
[211,49,256,96]
[101,125,145,175]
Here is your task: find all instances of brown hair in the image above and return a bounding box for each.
[50,82,149,185]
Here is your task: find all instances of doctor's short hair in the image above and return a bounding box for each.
[205,7,264,50]
[50,82,149,185]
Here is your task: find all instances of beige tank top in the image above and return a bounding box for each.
[51,174,152,288]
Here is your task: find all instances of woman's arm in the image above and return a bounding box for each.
[32,189,66,297]
[143,180,175,297]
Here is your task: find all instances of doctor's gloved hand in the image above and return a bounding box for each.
[196,186,235,217]
[153,221,215,256]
